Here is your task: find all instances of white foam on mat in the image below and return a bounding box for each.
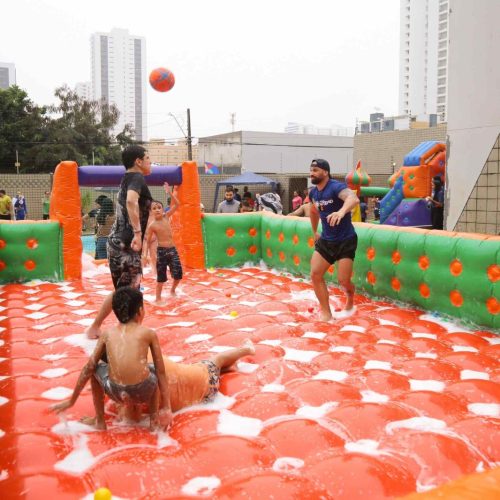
[0,429,5,438]
[262,383,285,393]
[167,355,184,363]
[313,370,348,382]
[26,312,49,320]
[302,331,326,340]
[237,327,256,332]
[39,337,61,345]
[65,300,86,307]
[181,476,221,497]
[452,345,478,353]
[156,431,179,449]
[70,309,96,316]
[361,390,389,403]
[239,301,262,307]
[259,339,282,347]
[75,318,94,327]
[386,417,447,434]
[199,304,224,311]
[461,370,489,381]
[42,353,68,361]
[272,457,304,472]
[378,319,400,327]
[185,334,212,344]
[345,439,381,456]
[296,402,337,419]
[40,368,69,379]
[340,325,366,333]
[283,347,320,363]
[237,362,259,374]
[61,292,83,300]
[377,339,397,345]
[208,345,234,353]
[54,435,97,474]
[0,396,8,406]
[0,470,8,481]
[167,321,197,327]
[217,410,263,437]
[177,393,236,414]
[33,322,59,330]
[415,352,438,359]
[330,345,355,354]
[284,322,299,327]
[468,403,500,417]
[214,314,237,320]
[412,333,437,340]
[64,333,97,356]
[364,360,392,371]
[409,379,445,392]
[24,303,45,311]
[52,420,98,435]
[41,387,73,400]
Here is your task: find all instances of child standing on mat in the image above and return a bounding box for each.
[51,287,172,431]
[143,183,182,305]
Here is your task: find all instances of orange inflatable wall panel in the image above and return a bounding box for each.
[50,161,82,279]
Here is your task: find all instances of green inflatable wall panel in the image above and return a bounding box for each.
[0,222,64,283]
[202,214,499,329]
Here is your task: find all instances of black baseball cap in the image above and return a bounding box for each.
[311,158,330,173]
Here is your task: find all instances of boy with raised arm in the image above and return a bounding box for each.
[51,287,172,431]
[143,183,183,304]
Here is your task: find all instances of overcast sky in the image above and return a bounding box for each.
[2,0,400,141]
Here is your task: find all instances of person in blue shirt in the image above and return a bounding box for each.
[426,176,444,230]
[309,159,360,322]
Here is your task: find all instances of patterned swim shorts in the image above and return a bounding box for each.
[107,243,142,290]
[198,360,221,402]
[156,246,183,283]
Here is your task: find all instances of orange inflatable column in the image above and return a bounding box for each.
[50,161,82,280]
[172,161,205,269]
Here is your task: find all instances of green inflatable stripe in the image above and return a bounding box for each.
[202,214,500,329]
[0,222,64,283]
[360,186,390,197]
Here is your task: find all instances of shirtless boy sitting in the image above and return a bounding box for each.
[143,183,182,305]
[51,287,172,431]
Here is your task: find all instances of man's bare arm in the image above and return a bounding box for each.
[326,188,359,226]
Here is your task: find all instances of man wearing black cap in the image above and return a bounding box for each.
[426,176,444,230]
[309,159,360,321]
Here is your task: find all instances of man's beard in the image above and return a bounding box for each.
[310,177,321,185]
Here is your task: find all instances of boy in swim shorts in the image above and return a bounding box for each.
[143,183,183,305]
[51,287,172,431]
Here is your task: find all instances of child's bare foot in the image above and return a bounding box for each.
[85,324,101,339]
[80,415,96,426]
[243,339,256,355]
[154,300,167,306]
[345,292,354,311]
[95,418,107,430]
[170,290,176,297]
[320,312,333,322]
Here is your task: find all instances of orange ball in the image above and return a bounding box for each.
[149,67,175,92]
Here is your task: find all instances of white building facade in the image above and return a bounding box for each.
[399,0,449,121]
[0,62,16,89]
[74,81,91,101]
[91,28,147,141]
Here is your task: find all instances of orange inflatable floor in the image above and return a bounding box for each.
[0,267,499,499]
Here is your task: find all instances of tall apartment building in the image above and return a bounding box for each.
[91,28,147,141]
[399,0,449,122]
[74,81,92,101]
[0,62,16,89]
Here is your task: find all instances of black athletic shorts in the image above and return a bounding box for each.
[314,235,357,265]
[156,246,183,283]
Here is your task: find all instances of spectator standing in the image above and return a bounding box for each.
[0,190,14,220]
[14,193,28,220]
[360,198,367,222]
[42,191,51,220]
[95,197,115,259]
[217,189,241,213]
[233,188,242,202]
[292,190,303,211]
[426,176,445,230]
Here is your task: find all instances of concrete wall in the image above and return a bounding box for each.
[198,131,353,175]
[353,125,447,181]
[446,0,500,234]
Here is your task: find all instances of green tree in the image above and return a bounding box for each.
[0,84,136,173]
[0,86,48,172]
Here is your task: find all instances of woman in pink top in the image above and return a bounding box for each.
[292,190,303,211]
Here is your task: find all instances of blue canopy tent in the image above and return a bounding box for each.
[212,171,277,212]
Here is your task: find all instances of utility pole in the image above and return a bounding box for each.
[187,108,192,161]
[15,149,20,174]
